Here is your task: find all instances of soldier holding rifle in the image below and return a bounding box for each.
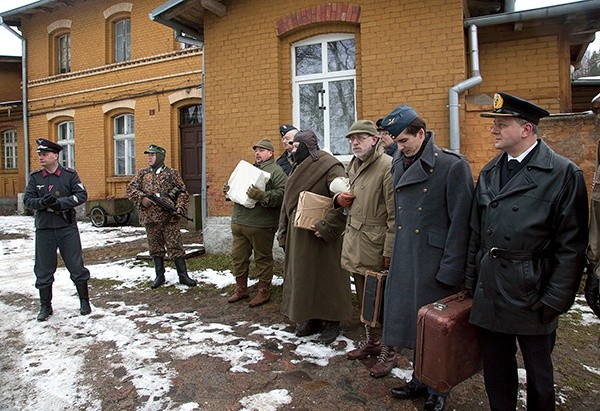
[127,144,197,288]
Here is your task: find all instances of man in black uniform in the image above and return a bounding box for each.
[23,138,91,321]
[276,124,297,175]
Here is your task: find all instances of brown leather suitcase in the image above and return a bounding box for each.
[414,291,483,393]
[361,270,387,327]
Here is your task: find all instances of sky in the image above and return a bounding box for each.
[0,215,598,409]
[0,0,598,57]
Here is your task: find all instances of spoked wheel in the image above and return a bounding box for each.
[114,213,131,225]
[89,206,107,227]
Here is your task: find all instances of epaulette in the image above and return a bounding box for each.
[63,167,77,173]
[441,148,467,160]
[29,168,44,176]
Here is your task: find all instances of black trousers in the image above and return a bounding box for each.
[34,225,90,288]
[481,328,556,411]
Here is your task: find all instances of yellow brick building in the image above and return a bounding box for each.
[0,0,203,207]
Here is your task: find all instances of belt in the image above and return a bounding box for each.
[488,247,546,260]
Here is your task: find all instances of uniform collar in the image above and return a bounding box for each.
[42,166,61,177]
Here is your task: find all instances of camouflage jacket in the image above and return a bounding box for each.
[127,165,189,224]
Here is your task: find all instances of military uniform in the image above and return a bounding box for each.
[23,138,91,320]
[127,144,196,288]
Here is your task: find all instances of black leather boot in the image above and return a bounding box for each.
[318,320,340,344]
[75,282,91,315]
[37,286,53,321]
[175,256,197,287]
[151,256,166,289]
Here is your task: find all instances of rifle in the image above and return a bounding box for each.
[145,193,194,223]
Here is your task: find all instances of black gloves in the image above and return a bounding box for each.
[42,193,58,207]
[584,272,600,319]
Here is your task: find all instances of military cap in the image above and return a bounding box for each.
[381,105,419,137]
[36,138,63,153]
[480,92,550,125]
[346,120,378,138]
[279,124,297,137]
[253,138,275,152]
[144,144,166,155]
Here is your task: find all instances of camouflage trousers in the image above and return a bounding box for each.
[231,223,277,282]
[145,220,184,260]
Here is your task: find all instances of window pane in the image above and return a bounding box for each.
[181,105,202,124]
[328,79,355,155]
[299,82,325,148]
[115,139,125,175]
[3,129,17,169]
[58,33,71,73]
[115,116,125,134]
[115,19,131,62]
[328,39,355,72]
[295,43,322,76]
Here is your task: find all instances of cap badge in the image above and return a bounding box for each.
[493,93,504,110]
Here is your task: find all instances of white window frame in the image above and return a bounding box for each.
[57,33,71,74]
[57,121,75,168]
[292,33,356,163]
[114,18,131,63]
[113,114,135,176]
[2,129,17,169]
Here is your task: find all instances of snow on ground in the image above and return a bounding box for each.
[1,215,598,411]
[0,216,409,410]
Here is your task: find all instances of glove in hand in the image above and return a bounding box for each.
[383,256,391,270]
[176,207,186,216]
[48,200,61,211]
[541,305,562,324]
[141,197,153,208]
[246,185,265,201]
[584,272,600,319]
[222,183,230,196]
[42,193,58,207]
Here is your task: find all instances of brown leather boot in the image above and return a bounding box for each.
[347,325,381,360]
[227,275,249,303]
[249,281,270,307]
[369,345,397,378]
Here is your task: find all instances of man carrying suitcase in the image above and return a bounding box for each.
[379,106,474,411]
[465,93,588,411]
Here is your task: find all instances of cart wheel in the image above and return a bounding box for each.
[89,206,107,227]
[114,213,131,225]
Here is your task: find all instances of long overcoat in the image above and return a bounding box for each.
[341,143,395,274]
[465,140,588,335]
[382,133,474,349]
[278,150,353,323]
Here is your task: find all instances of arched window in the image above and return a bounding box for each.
[292,34,356,161]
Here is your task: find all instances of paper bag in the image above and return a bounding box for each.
[226,160,271,208]
[293,191,333,231]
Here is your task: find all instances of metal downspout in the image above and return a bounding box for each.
[175,31,207,229]
[449,24,482,152]
[0,18,30,180]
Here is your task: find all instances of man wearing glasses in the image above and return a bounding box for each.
[276,124,298,175]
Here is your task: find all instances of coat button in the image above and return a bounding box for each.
[398,226,403,230]
[491,202,498,208]
[504,235,511,241]
[398,206,402,210]
[396,188,400,192]
[417,207,422,212]
[512,205,519,211]
[415,229,420,234]
[486,229,492,235]
[423,188,428,193]
[429,168,433,173]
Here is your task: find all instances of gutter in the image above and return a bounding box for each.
[450,0,600,152]
[175,30,207,230]
[0,17,30,180]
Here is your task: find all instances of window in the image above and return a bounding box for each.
[181,105,202,124]
[114,19,131,62]
[2,129,17,169]
[57,33,71,74]
[57,121,75,168]
[292,34,356,161]
[114,114,135,175]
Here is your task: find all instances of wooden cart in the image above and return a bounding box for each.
[85,198,134,227]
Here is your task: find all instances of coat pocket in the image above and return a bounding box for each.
[427,228,448,249]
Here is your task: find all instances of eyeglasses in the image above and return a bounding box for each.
[348,135,373,142]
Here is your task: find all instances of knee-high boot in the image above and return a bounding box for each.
[175,256,197,287]
[37,286,53,321]
[75,281,92,315]
[151,256,166,289]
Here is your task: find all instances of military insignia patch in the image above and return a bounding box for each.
[493,93,504,109]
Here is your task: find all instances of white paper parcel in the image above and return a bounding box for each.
[226,160,271,208]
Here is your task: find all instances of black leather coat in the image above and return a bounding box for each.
[465,140,588,335]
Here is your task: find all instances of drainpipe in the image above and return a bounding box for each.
[175,30,207,229]
[449,24,482,153]
[0,17,30,180]
[450,0,600,152]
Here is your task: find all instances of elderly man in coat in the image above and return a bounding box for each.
[466,93,588,411]
[335,120,395,377]
[380,106,474,411]
[278,130,353,345]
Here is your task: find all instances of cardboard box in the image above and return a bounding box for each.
[226,160,271,209]
[293,191,333,231]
